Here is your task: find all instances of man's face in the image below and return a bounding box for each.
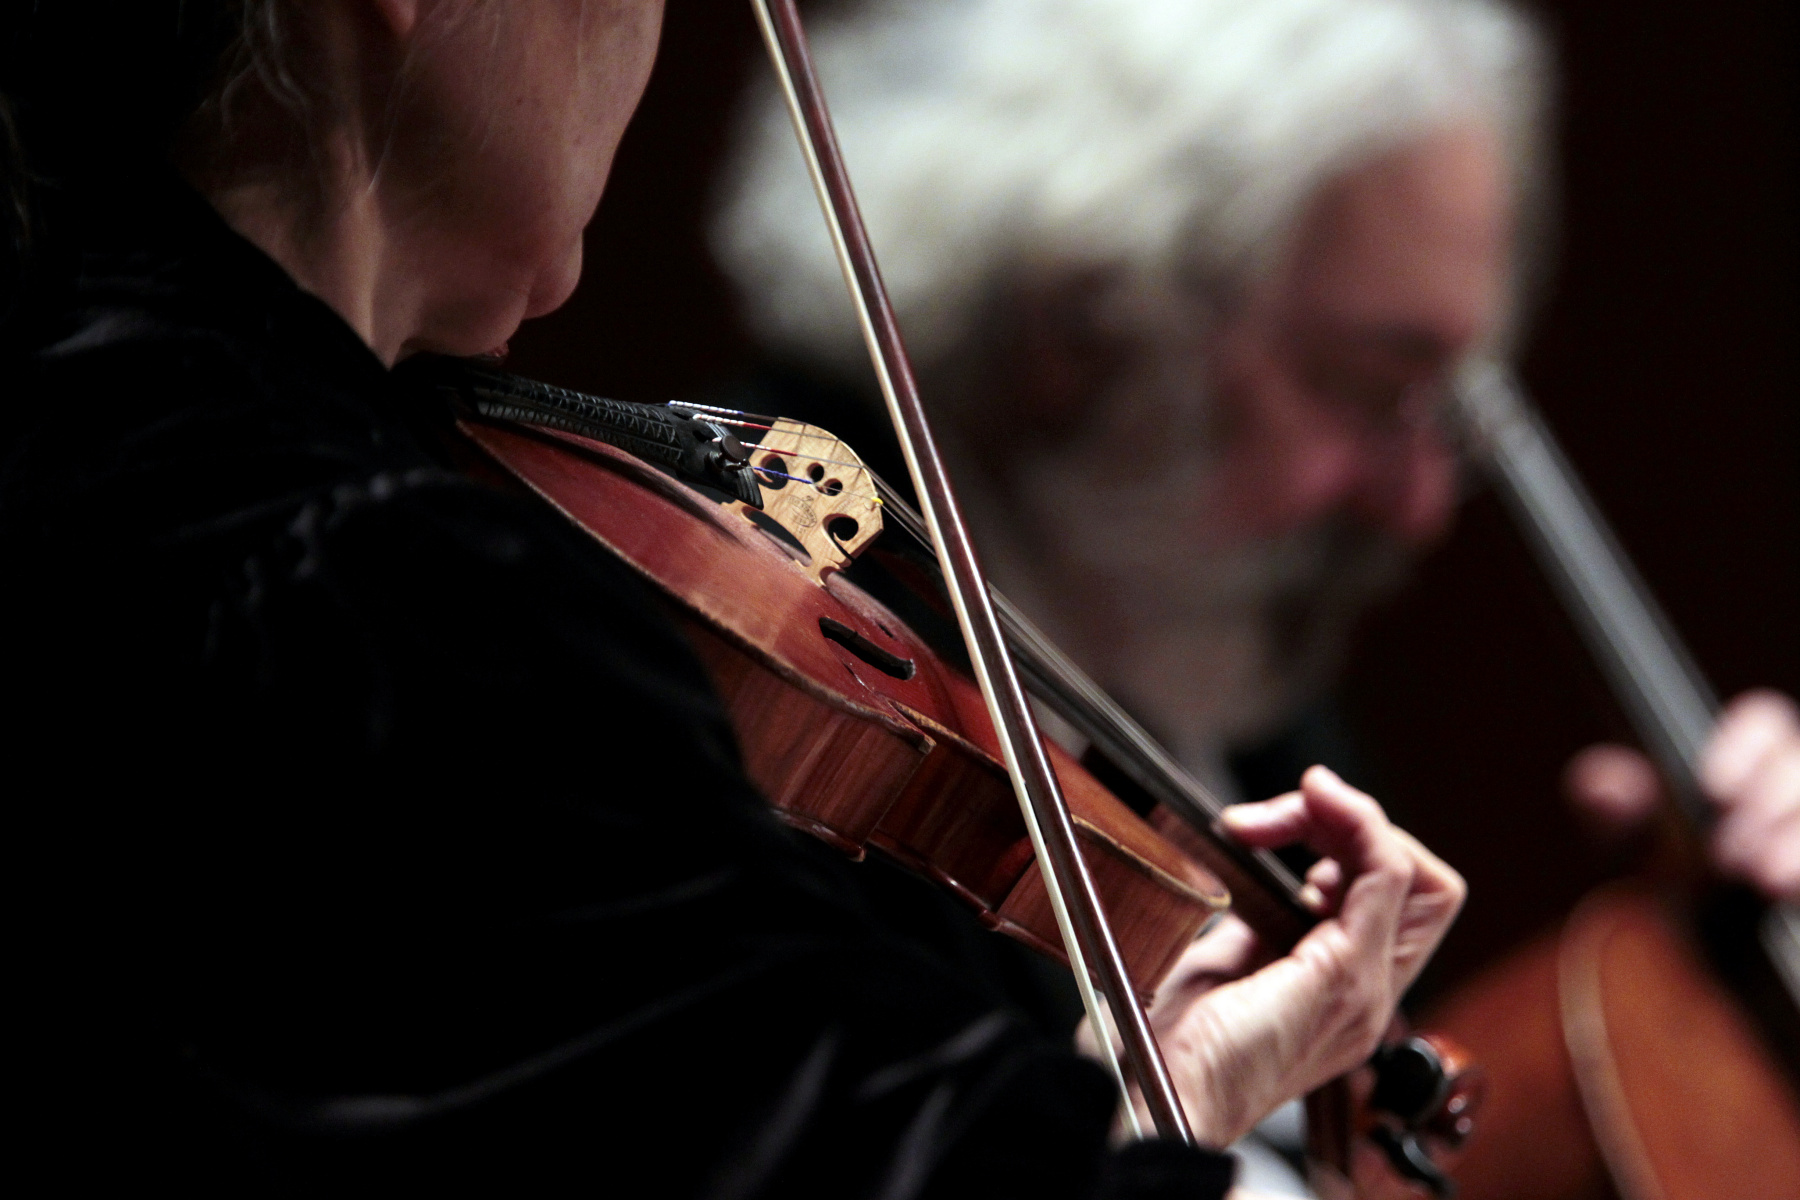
[1206,124,1511,548]
[975,125,1513,750]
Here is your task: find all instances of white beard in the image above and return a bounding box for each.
[958,421,1408,787]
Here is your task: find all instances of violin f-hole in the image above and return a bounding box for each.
[819,617,915,680]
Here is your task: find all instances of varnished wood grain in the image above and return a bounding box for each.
[1562,885,1800,1200]
[460,415,1229,994]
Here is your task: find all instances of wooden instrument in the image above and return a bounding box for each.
[406,343,1482,1195]
[459,405,1230,989]
[744,0,1199,1136]
[1427,363,1800,1200]
[410,2,1489,1189]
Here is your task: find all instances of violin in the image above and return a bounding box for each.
[404,350,1482,1197]
[449,376,1227,995]
[1425,365,1800,1200]
[418,3,1486,1193]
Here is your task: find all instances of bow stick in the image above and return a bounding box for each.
[748,0,1193,1143]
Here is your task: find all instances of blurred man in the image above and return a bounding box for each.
[714,0,1797,897]
[716,0,1537,801]
[713,3,1798,1186]
[714,6,1538,1192]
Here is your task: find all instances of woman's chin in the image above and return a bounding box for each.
[399,297,530,363]
[397,246,580,362]
[523,244,585,321]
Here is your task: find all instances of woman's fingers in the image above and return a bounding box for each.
[1292,768,1417,960]
[1150,769,1468,1147]
[1304,855,1346,913]
[1220,768,1425,943]
[1383,824,1467,990]
[1217,764,1462,988]
[1232,768,1462,1007]
[1295,766,1398,875]
[1387,823,1466,920]
[1218,790,1308,847]
[1221,768,1400,874]
[1243,771,1415,1055]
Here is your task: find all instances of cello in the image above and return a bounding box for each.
[1425,363,1800,1200]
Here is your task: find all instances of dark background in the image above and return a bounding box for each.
[508,0,1798,997]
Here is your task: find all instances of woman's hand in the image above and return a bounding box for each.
[1084,765,1465,1147]
[1565,688,1800,901]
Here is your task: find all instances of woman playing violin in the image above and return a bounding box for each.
[1,3,1463,1194]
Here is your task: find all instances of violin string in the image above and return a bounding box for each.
[666,398,781,423]
[668,403,859,447]
[751,467,884,502]
[855,460,1311,908]
[742,445,877,473]
[723,420,854,446]
[709,417,782,433]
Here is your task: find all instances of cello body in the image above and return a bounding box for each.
[1428,885,1800,1200]
[1437,365,1800,1200]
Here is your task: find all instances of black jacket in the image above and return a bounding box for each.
[1,177,1232,1198]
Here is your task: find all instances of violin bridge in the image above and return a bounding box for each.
[732,418,883,583]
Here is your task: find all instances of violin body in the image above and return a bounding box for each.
[458,413,1229,995]
[428,359,1485,1194]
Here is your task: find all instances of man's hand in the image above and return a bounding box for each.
[1565,688,1800,901]
[1083,766,1464,1147]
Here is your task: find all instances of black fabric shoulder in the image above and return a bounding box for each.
[0,178,1206,1199]
[1100,1140,1238,1200]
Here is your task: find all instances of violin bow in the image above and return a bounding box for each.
[748,0,1192,1143]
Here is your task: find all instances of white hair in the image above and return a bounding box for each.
[714,0,1548,379]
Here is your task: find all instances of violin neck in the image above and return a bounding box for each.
[1453,364,1720,829]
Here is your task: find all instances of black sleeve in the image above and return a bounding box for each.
[9,368,1235,1198]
